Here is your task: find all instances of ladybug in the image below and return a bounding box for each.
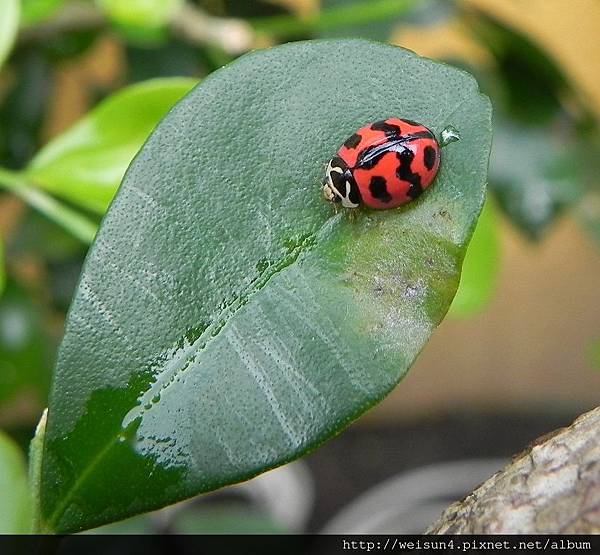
[323,118,441,210]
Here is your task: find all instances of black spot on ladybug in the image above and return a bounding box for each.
[369,176,392,203]
[343,133,362,149]
[348,174,362,205]
[424,145,437,171]
[401,118,421,127]
[371,120,401,138]
[396,148,423,200]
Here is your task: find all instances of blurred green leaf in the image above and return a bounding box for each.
[319,0,402,40]
[21,0,64,26]
[0,0,20,69]
[251,0,419,38]
[319,0,449,40]
[27,78,197,214]
[97,0,182,41]
[448,197,499,318]
[489,120,583,240]
[41,28,101,62]
[0,430,32,533]
[0,281,52,409]
[39,40,491,533]
[464,8,572,125]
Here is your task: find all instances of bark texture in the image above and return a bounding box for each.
[426,406,600,534]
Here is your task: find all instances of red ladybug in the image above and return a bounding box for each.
[323,118,441,209]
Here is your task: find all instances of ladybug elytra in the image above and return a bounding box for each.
[323,118,441,210]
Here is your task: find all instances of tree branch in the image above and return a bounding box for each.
[172,3,254,55]
[426,406,600,534]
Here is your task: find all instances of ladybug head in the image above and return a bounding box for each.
[323,157,360,209]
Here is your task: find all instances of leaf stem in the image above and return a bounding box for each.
[0,167,97,244]
[250,0,420,37]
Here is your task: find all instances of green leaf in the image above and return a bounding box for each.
[448,197,500,317]
[98,0,183,27]
[0,0,20,69]
[27,78,198,214]
[318,0,451,41]
[251,0,419,38]
[489,120,582,240]
[97,0,182,41]
[21,0,64,26]
[40,40,491,533]
[318,0,404,41]
[0,430,32,533]
[463,8,573,125]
